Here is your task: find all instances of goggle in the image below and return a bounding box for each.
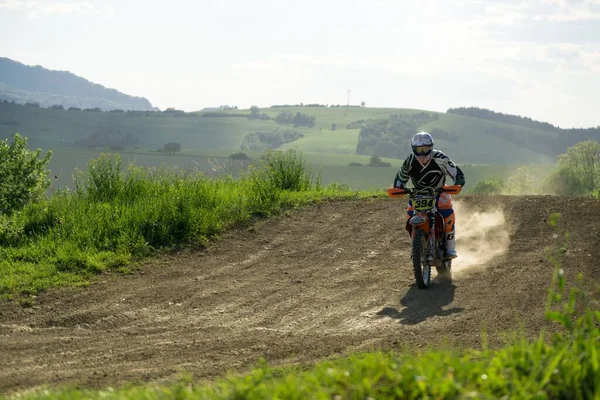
[413,145,432,156]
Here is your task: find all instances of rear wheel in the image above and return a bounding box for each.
[412,229,431,289]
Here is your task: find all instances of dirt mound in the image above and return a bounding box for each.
[1,195,599,393]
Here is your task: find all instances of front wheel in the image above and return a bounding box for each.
[412,229,431,289]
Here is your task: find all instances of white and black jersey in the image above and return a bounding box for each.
[393,150,465,190]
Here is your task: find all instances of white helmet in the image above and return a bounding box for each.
[411,132,434,157]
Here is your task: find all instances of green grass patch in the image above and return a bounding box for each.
[0,151,378,298]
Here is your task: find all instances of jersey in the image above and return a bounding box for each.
[393,150,465,191]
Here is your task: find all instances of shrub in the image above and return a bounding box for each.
[74,153,123,202]
[0,134,52,215]
[368,155,391,167]
[470,176,504,194]
[228,152,249,160]
[163,142,182,153]
[261,149,319,191]
[505,166,535,194]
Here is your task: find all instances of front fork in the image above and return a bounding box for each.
[411,211,436,264]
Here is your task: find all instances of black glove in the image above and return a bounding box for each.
[455,167,465,186]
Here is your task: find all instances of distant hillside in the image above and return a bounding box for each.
[447,106,600,153]
[447,107,561,131]
[0,57,154,111]
[0,101,565,165]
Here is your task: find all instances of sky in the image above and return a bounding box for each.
[1,0,599,128]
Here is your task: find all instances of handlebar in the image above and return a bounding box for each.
[386,185,462,198]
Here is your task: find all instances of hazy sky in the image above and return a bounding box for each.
[1,0,599,128]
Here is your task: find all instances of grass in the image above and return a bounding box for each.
[0,150,380,299]
[44,147,554,193]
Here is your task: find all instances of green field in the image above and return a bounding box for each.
[43,147,551,194]
[1,103,558,164]
[0,102,561,192]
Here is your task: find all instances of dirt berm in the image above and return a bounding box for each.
[1,195,599,393]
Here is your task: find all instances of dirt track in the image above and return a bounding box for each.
[1,195,599,393]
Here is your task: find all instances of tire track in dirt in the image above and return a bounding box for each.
[1,195,599,393]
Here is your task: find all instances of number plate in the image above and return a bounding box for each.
[413,195,435,212]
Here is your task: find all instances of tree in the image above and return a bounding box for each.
[546,140,600,195]
[248,106,260,119]
[163,142,182,154]
[292,112,316,127]
[275,112,294,125]
[0,134,52,214]
[368,155,391,167]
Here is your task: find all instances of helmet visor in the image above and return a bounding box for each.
[413,145,433,156]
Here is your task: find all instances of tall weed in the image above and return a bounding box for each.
[261,149,320,191]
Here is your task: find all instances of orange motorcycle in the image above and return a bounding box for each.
[387,185,462,288]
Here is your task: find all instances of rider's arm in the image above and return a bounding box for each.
[393,154,413,188]
[433,151,465,186]
[454,166,466,186]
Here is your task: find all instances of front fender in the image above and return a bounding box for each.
[406,215,430,237]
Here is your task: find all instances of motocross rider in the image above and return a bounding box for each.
[393,132,465,259]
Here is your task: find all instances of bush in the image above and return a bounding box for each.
[74,153,123,202]
[368,155,391,167]
[228,152,249,160]
[274,112,316,127]
[505,166,535,194]
[0,134,52,215]
[470,176,504,194]
[260,149,319,191]
[163,142,182,153]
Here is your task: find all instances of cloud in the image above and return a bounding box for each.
[533,0,600,21]
[0,0,114,17]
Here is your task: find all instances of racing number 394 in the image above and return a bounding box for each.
[415,199,434,209]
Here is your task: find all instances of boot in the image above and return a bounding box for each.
[446,233,457,259]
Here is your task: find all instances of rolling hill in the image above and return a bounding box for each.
[0,101,584,164]
[0,57,154,111]
[2,101,599,190]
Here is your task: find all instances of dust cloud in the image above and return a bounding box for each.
[453,201,511,276]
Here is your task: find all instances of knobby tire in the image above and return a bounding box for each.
[412,229,431,289]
